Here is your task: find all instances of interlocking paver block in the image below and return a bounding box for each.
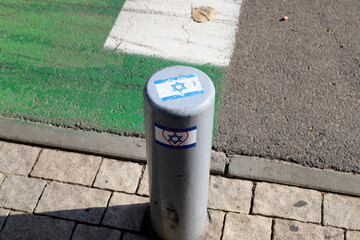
[94,158,144,193]
[31,149,101,186]
[102,192,149,231]
[0,175,46,212]
[208,176,253,213]
[137,165,149,196]
[0,208,10,231]
[122,232,150,240]
[0,211,75,240]
[253,182,322,223]
[347,230,360,240]
[199,210,226,240]
[324,193,360,230]
[210,151,227,174]
[222,213,272,240]
[35,182,111,224]
[273,219,344,240]
[72,224,122,240]
[0,142,41,175]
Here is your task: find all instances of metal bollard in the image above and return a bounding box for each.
[144,66,215,240]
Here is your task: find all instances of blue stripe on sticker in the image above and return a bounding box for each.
[156,140,196,149]
[161,90,204,102]
[154,74,196,84]
[155,123,197,132]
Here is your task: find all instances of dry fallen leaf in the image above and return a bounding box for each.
[192,6,216,23]
[279,16,289,21]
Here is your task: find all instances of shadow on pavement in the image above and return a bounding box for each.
[0,203,159,240]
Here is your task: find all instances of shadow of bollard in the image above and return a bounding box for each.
[0,203,153,240]
[0,203,224,240]
[102,203,150,232]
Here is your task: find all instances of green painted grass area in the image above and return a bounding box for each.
[0,0,225,135]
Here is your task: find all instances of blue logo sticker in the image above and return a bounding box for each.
[154,74,204,101]
[154,123,197,149]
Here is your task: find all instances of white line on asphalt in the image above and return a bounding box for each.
[104,0,243,66]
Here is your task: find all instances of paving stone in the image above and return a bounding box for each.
[102,192,149,231]
[0,208,10,231]
[137,165,149,196]
[94,159,144,193]
[35,182,111,224]
[210,151,227,174]
[0,142,41,175]
[253,182,322,223]
[347,230,360,240]
[122,232,150,240]
[31,149,101,186]
[0,211,75,240]
[0,175,46,212]
[273,219,344,240]
[199,210,226,240]
[208,176,253,213]
[72,224,122,240]
[324,193,360,230]
[222,213,272,240]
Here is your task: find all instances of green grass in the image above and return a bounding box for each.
[0,0,225,135]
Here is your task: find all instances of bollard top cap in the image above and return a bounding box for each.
[144,66,215,117]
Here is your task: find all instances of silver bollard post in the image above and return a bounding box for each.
[144,66,215,240]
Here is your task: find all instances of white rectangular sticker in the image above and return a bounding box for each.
[154,74,204,101]
[155,123,197,149]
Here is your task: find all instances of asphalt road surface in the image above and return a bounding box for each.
[217,0,360,173]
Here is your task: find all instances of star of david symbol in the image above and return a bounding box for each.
[167,133,183,145]
[171,82,187,93]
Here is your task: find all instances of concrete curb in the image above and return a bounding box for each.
[228,156,360,197]
[0,117,147,162]
[1,117,359,197]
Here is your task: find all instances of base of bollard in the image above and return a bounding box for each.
[143,207,211,240]
[143,207,162,240]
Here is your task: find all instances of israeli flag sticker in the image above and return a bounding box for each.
[154,74,204,101]
[155,123,197,149]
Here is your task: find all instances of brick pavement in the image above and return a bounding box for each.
[0,140,360,239]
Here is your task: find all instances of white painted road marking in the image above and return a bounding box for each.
[104,0,243,66]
